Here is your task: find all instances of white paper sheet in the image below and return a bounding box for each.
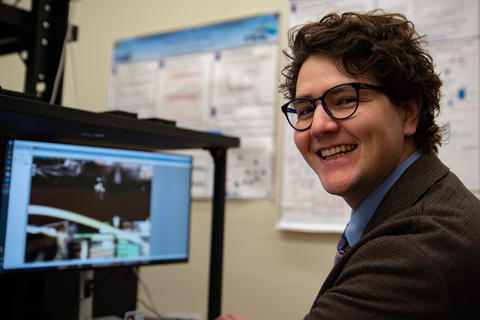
[431,38,480,192]
[107,14,279,199]
[154,53,214,131]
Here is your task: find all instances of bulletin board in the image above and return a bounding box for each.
[278,0,480,232]
[107,14,279,199]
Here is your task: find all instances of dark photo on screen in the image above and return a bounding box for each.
[26,157,153,264]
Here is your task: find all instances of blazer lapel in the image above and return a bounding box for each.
[314,154,449,301]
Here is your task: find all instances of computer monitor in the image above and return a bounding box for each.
[0,139,192,273]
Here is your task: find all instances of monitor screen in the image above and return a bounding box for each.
[0,139,192,273]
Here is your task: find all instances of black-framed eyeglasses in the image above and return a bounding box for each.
[281,82,383,131]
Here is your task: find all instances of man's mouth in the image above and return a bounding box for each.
[319,144,357,160]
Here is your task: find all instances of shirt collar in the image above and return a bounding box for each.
[345,150,422,246]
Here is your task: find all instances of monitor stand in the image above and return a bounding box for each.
[78,267,138,319]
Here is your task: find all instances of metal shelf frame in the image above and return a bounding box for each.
[0,0,76,104]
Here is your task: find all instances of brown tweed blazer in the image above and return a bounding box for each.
[304,154,480,320]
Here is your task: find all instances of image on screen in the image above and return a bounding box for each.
[26,157,153,263]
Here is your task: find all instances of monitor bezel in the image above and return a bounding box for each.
[0,137,193,274]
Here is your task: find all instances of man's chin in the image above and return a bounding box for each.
[319,178,349,198]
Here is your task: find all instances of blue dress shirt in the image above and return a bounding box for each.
[345,150,422,246]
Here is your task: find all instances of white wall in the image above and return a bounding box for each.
[0,1,339,319]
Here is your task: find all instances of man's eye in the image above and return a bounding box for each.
[333,96,357,108]
[298,106,312,115]
[297,106,313,118]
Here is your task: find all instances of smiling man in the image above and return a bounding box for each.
[217,10,480,320]
[290,55,419,210]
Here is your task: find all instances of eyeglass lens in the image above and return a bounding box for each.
[286,84,358,130]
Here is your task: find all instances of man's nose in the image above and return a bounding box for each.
[309,105,340,136]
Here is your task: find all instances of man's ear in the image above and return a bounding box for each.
[403,94,422,137]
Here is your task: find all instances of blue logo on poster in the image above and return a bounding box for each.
[244,27,277,42]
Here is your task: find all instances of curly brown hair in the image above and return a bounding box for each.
[279,10,446,154]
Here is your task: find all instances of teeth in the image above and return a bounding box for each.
[320,145,356,158]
